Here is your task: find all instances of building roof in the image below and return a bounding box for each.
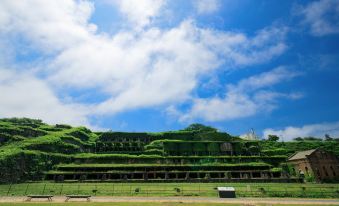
[288,149,317,161]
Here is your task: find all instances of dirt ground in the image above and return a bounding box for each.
[0,196,338,205]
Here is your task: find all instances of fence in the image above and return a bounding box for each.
[0,182,338,198]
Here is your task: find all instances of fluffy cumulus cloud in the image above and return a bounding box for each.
[263,121,339,141]
[298,0,339,36]
[0,69,90,126]
[193,0,220,14]
[49,22,287,115]
[0,0,96,52]
[0,0,290,125]
[105,0,166,29]
[179,67,302,122]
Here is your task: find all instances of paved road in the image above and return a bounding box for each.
[0,196,339,205]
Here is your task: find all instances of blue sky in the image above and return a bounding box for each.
[1,0,339,140]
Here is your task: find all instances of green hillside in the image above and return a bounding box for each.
[0,118,337,183]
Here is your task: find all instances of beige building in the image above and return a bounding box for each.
[287,149,339,182]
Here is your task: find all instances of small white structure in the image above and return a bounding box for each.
[217,187,236,198]
[240,128,258,140]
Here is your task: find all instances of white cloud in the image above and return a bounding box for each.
[227,27,288,66]
[0,0,289,123]
[227,66,301,93]
[263,121,339,141]
[106,0,166,29]
[49,22,287,115]
[180,67,302,122]
[298,0,339,36]
[47,20,222,115]
[0,69,91,126]
[194,0,220,14]
[180,92,258,122]
[0,0,96,52]
[198,26,288,66]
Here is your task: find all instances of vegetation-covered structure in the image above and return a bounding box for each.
[0,118,338,183]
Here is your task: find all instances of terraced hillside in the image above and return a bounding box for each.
[0,118,337,183]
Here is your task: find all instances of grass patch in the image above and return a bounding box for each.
[0,182,338,198]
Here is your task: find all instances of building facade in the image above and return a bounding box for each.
[287,149,339,182]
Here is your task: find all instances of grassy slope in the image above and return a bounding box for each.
[259,140,339,156]
[0,119,100,182]
[1,118,337,161]
[0,118,338,183]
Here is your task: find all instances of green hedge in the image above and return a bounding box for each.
[262,148,289,156]
[259,140,339,156]
[0,150,72,183]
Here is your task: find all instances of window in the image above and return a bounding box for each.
[323,166,329,176]
[316,168,320,177]
[330,166,336,176]
[305,166,309,175]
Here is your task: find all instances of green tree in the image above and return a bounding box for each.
[303,136,322,141]
[183,123,217,132]
[325,134,333,141]
[294,137,303,141]
[267,134,279,141]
